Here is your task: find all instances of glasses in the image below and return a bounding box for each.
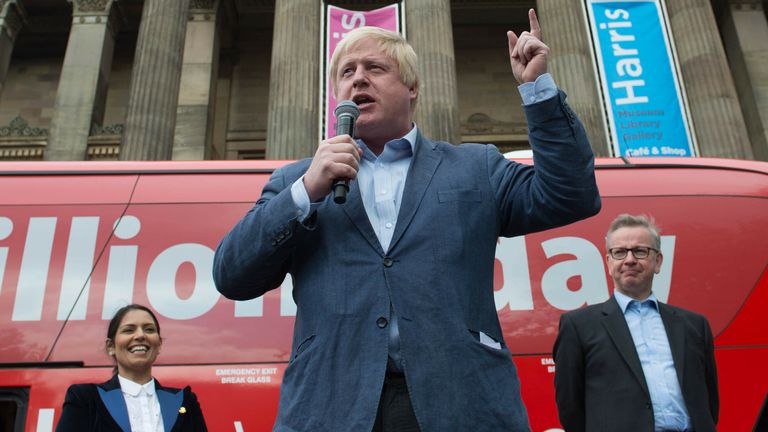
[608,246,658,260]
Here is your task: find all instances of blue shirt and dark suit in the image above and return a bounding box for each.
[553,292,719,432]
[213,77,601,430]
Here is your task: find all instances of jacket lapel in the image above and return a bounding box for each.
[341,178,384,255]
[601,297,651,398]
[388,133,442,253]
[155,380,183,432]
[660,303,686,388]
[97,376,131,432]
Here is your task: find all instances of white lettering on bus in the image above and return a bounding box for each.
[103,216,140,319]
[541,236,609,310]
[0,217,11,298]
[146,243,219,320]
[58,217,99,320]
[1,215,675,321]
[13,217,56,321]
[36,408,55,432]
[494,236,534,310]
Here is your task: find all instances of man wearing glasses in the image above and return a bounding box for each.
[553,214,719,432]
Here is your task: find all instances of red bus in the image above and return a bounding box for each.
[0,157,766,431]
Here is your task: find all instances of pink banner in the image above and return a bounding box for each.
[324,3,400,139]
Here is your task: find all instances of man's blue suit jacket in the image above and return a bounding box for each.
[213,91,601,431]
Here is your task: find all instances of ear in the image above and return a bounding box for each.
[409,81,419,101]
[105,338,115,356]
[654,251,664,274]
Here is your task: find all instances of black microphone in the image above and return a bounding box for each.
[332,100,360,204]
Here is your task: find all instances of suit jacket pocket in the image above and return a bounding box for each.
[290,334,316,363]
[438,188,483,203]
[468,328,503,350]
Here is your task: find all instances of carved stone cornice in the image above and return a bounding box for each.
[461,112,527,136]
[191,0,216,10]
[0,116,48,137]
[72,0,111,14]
[0,116,47,160]
[86,141,119,160]
[69,0,123,38]
[90,123,124,136]
[190,0,218,21]
[87,145,119,160]
[0,144,45,160]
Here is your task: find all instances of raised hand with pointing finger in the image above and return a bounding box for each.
[507,9,549,84]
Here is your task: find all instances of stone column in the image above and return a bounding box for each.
[120,0,191,160]
[0,0,26,97]
[45,0,119,161]
[265,0,320,159]
[537,0,609,156]
[173,0,220,160]
[665,0,752,158]
[720,0,768,161]
[405,0,461,144]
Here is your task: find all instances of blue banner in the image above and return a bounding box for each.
[588,0,695,157]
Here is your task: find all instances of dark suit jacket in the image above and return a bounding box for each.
[56,375,207,432]
[213,91,601,431]
[553,296,719,432]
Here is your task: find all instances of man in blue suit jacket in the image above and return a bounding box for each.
[213,9,600,432]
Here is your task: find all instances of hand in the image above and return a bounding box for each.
[507,9,549,84]
[303,135,362,202]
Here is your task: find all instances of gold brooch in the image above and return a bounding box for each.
[179,406,187,414]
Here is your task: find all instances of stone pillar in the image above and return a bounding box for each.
[173,0,220,160]
[45,0,119,161]
[0,0,26,97]
[265,0,320,159]
[405,0,461,144]
[120,0,191,160]
[720,0,768,161]
[665,0,752,158]
[537,0,610,156]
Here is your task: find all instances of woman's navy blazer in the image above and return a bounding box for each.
[56,375,207,432]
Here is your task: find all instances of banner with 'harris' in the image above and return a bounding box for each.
[587,0,697,157]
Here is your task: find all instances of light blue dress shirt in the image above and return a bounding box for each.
[290,73,558,372]
[615,290,692,432]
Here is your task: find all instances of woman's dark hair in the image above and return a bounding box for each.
[106,304,161,374]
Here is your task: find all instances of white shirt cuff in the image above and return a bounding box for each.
[290,176,312,222]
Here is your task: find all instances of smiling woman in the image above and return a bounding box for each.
[55,304,208,432]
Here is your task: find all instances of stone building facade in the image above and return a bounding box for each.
[0,0,765,161]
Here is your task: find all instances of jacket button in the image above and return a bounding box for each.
[376,317,388,328]
[383,257,393,267]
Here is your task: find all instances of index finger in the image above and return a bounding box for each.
[529,8,541,40]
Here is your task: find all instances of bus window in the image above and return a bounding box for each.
[0,388,28,432]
